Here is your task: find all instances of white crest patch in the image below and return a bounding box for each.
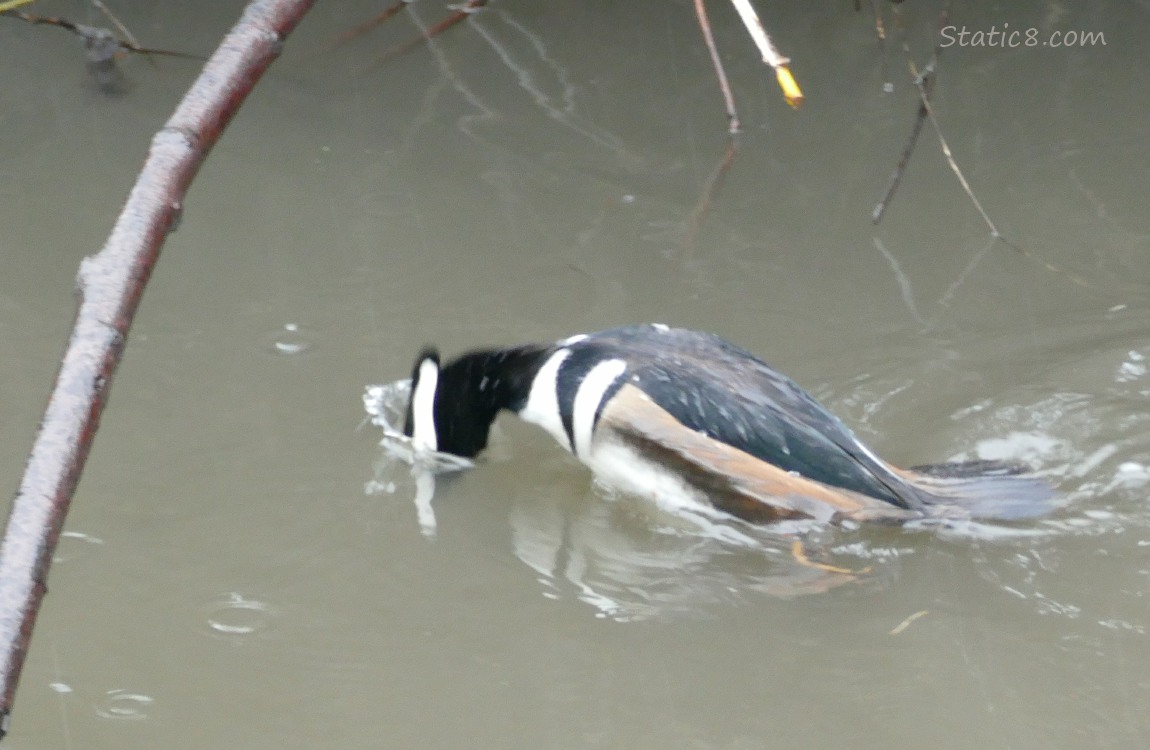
[519,348,571,450]
[572,359,627,459]
[410,357,440,452]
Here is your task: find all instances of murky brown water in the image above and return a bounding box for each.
[2,0,1149,747]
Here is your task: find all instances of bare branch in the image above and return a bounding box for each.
[0,0,316,738]
[694,0,740,133]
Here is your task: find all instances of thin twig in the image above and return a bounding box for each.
[336,0,409,45]
[901,5,1093,287]
[867,0,894,93]
[908,59,1001,238]
[870,0,886,41]
[3,10,204,60]
[872,0,950,224]
[871,67,934,224]
[380,0,487,62]
[0,0,316,736]
[727,0,803,108]
[91,0,139,49]
[790,540,872,576]
[889,609,929,635]
[693,0,740,133]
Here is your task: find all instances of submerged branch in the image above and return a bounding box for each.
[0,0,315,739]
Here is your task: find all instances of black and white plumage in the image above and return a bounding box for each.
[403,325,1055,524]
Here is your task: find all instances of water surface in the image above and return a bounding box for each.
[2,1,1149,747]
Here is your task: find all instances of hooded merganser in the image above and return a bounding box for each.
[402,324,1054,524]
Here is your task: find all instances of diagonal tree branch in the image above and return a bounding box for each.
[0,0,316,739]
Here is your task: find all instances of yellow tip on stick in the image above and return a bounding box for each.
[728,0,803,109]
[0,0,36,12]
[776,65,803,109]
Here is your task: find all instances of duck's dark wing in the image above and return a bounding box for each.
[582,326,923,509]
[596,384,919,523]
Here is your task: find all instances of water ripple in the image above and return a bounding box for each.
[52,530,105,564]
[201,592,278,639]
[264,322,314,356]
[93,689,154,721]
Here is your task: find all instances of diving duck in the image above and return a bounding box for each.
[403,324,1054,524]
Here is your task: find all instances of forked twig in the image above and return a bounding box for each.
[906,57,1001,238]
[874,3,1093,291]
[2,9,205,60]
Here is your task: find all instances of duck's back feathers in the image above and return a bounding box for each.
[568,326,925,510]
[596,383,917,524]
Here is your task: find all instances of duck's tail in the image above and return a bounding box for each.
[900,460,1059,521]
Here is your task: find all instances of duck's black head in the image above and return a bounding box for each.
[403,343,550,459]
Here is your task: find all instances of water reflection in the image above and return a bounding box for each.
[364,378,894,620]
[363,379,474,538]
[363,310,1150,625]
[504,484,892,621]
